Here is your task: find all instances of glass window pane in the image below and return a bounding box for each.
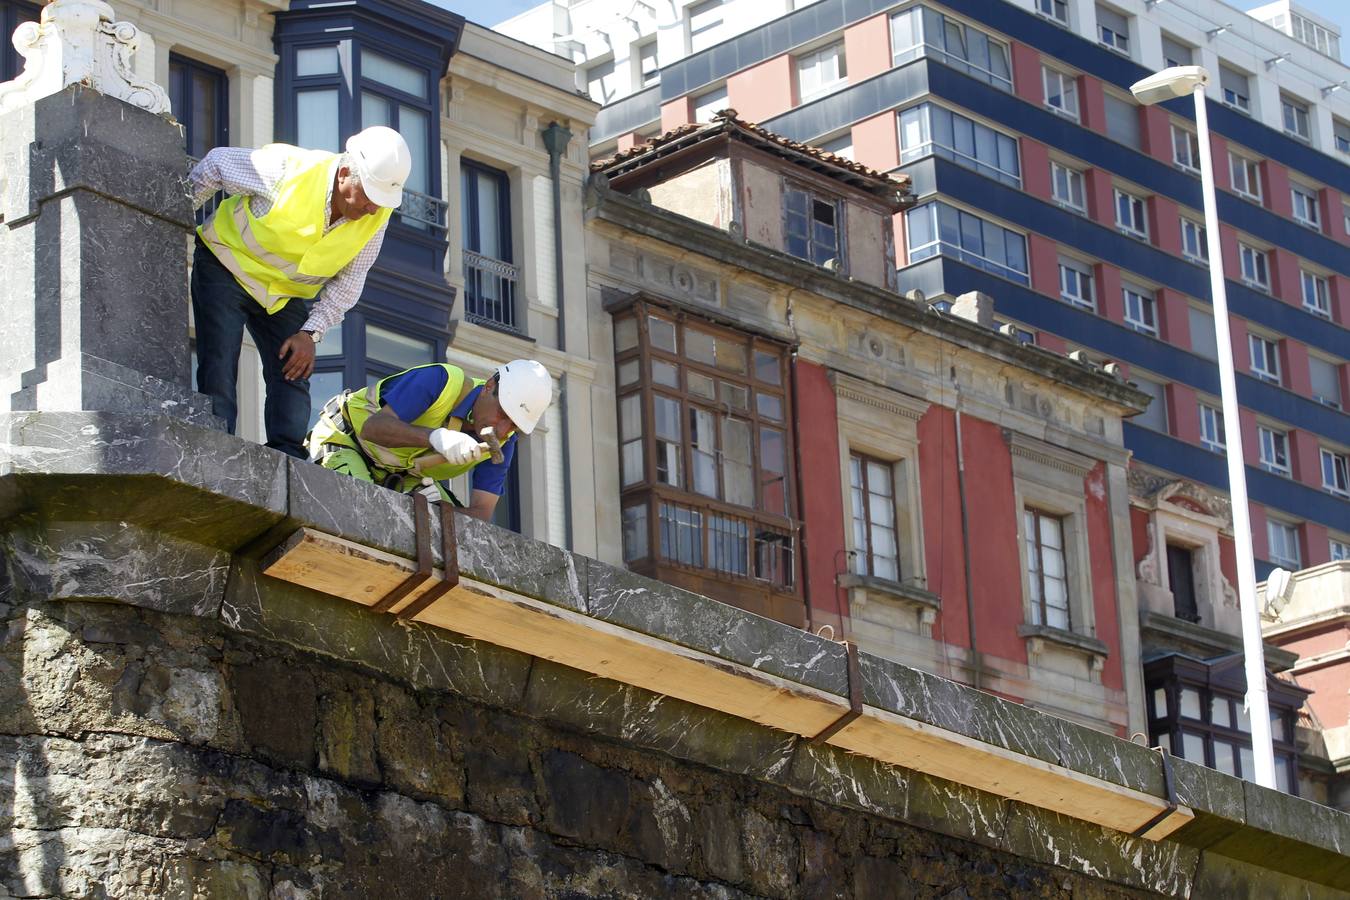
[398,105,429,194]
[1152,687,1168,718]
[719,382,749,412]
[617,359,639,387]
[614,317,638,352]
[756,392,783,421]
[760,426,787,514]
[686,328,715,365]
[619,394,641,442]
[297,46,340,77]
[649,316,676,352]
[652,359,679,387]
[1180,688,1201,719]
[361,91,391,129]
[622,504,648,561]
[1213,740,1236,775]
[1239,746,1254,780]
[314,325,343,357]
[297,89,340,153]
[1039,515,1062,549]
[1211,696,1231,728]
[309,370,344,431]
[362,49,427,98]
[690,407,718,498]
[688,372,715,400]
[366,324,434,369]
[755,350,781,384]
[1181,731,1205,762]
[653,395,681,441]
[721,418,754,507]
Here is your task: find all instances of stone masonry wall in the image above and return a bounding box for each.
[1,594,1165,900]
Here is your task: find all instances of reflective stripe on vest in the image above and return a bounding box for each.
[198,146,391,313]
[340,365,487,482]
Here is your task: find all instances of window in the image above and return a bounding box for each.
[359,48,434,223]
[1147,661,1302,794]
[1249,334,1280,383]
[587,58,618,103]
[612,304,797,600]
[0,1,39,83]
[850,454,899,581]
[1104,94,1141,150]
[461,161,519,334]
[1024,509,1070,629]
[797,41,847,102]
[888,8,1011,92]
[1043,66,1079,120]
[1172,125,1200,172]
[1229,152,1261,202]
[1310,356,1342,409]
[1133,375,1168,431]
[1291,12,1339,57]
[1220,65,1250,114]
[1058,257,1095,310]
[1199,403,1225,452]
[897,103,1021,187]
[687,0,723,53]
[1258,425,1290,476]
[1162,34,1193,68]
[1240,243,1270,291]
[170,55,229,162]
[1345,202,1350,237]
[906,203,1029,284]
[1123,282,1158,336]
[1281,94,1311,141]
[1323,448,1350,497]
[1180,217,1208,263]
[1189,307,1218,360]
[1291,185,1321,230]
[693,85,727,123]
[1037,0,1069,25]
[638,40,660,87]
[784,186,840,268]
[1115,188,1148,239]
[291,44,343,154]
[1267,519,1301,568]
[1097,6,1130,55]
[1335,118,1350,156]
[1301,270,1331,317]
[1167,544,1199,622]
[1332,538,1350,562]
[1051,161,1086,213]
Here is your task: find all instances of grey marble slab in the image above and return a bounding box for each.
[585,558,847,694]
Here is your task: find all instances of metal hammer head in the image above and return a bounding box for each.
[479,426,506,464]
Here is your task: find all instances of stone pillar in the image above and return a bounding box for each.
[0,2,215,425]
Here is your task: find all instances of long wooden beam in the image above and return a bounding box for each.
[262,527,1192,842]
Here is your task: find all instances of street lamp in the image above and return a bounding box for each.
[1130,65,1277,789]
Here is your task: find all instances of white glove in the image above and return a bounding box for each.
[428,428,489,466]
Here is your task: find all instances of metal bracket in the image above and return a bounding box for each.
[1130,745,1179,838]
[369,492,459,618]
[812,640,864,743]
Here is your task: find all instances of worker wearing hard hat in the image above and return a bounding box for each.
[304,359,553,521]
[188,125,412,459]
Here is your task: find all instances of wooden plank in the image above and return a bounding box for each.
[263,528,851,737]
[826,709,1194,840]
[262,527,1193,842]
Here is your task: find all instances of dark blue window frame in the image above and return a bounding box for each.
[169,54,229,159]
[461,160,522,335]
[0,1,40,83]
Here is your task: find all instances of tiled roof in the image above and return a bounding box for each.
[591,109,911,203]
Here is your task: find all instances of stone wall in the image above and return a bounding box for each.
[2,412,1348,899]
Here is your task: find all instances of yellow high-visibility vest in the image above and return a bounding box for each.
[199,145,391,313]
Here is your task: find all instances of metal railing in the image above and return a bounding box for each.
[398,188,448,231]
[656,497,796,590]
[463,248,521,334]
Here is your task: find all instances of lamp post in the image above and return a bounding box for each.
[1130,66,1276,789]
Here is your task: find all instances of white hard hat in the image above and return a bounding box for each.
[496,359,552,435]
[345,126,412,209]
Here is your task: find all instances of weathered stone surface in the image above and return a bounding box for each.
[586,557,847,692]
[1191,851,1349,900]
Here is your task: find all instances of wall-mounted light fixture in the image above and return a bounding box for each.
[1264,53,1291,69]
[1206,24,1232,39]
[1322,81,1347,97]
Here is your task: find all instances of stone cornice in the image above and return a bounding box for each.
[450,53,598,125]
[589,184,1151,416]
[1008,433,1096,480]
[830,372,929,422]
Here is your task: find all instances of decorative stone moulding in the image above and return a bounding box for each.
[0,0,170,116]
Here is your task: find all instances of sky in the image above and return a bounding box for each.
[432,0,1350,43]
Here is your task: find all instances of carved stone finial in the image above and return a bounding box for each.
[0,0,170,116]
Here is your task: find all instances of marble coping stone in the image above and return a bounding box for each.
[2,410,1349,888]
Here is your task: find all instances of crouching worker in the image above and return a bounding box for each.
[305,359,551,521]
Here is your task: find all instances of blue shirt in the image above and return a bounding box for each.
[379,365,517,496]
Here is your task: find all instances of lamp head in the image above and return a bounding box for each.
[1130,65,1209,105]
[1262,567,1296,619]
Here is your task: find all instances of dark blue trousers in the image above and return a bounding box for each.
[191,238,310,459]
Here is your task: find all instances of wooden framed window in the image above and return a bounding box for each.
[1024,508,1070,630]
[612,301,800,619]
[784,185,841,268]
[849,453,898,581]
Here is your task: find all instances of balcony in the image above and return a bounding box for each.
[398,188,448,232]
[463,248,521,334]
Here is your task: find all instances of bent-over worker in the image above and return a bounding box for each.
[305,359,552,521]
[189,125,412,459]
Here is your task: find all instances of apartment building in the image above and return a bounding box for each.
[502,0,1348,795]
[0,0,604,550]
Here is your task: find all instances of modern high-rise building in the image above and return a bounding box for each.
[501,0,1350,796]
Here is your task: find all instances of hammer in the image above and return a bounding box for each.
[478,427,505,464]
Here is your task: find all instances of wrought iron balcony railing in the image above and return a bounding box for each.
[463,248,522,335]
